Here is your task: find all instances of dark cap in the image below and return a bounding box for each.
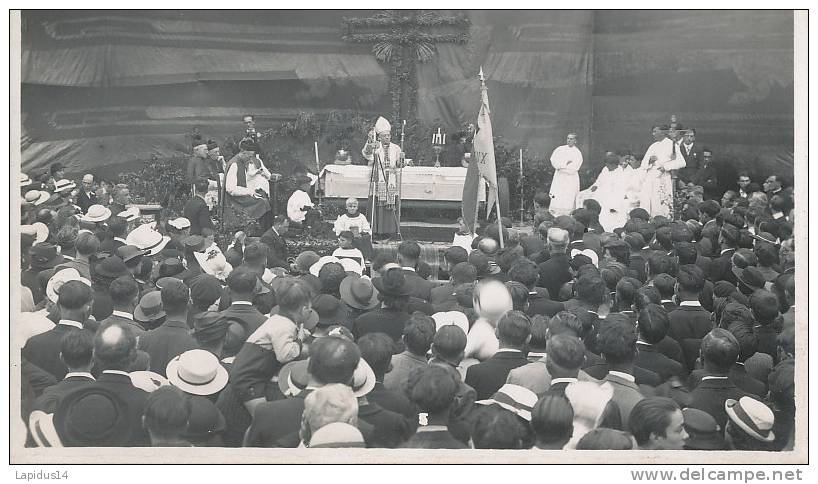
[116,245,147,264]
[94,255,129,278]
[183,235,206,253]
[159,258,185,278]
[683,407,727,450]
[192,311,229,344]
[737,266,766,291]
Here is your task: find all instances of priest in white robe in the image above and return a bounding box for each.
[585,152,628,232]
[639,125,686,218]
[548,132,583,216]
[361,116,403,237]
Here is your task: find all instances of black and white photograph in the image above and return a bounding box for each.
[7,6,809,472]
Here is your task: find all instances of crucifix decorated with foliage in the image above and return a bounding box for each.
[342,10,470,158]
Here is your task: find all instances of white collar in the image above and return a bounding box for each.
[102,370,131,377]
[416,425,449,433]
[701,375,729,381]
[497,348,522,353]
[772,212,785,219]
[402,266,416,272]
[528,351,547,358]
[114,237,127,244]
[608,370,636,383]
[58,320,84,329]
[660,299,674,304]
[721,248,735,255]
[111,310,134,320]
[679,300,702,307]
[65,372,95,380]
[636,340,652,346]
[550,377,578,385]
[231,301,254,306]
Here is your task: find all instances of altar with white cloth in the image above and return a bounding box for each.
[320,164,485,209]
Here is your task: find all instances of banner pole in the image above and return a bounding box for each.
[496,191,504,249]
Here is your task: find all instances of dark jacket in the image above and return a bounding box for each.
[687,364,766,398]
[368,382,418,420]
[537,253,572,300]
[401,428,468,449]
[85,371,151,446]
[219,302,268,338]
[627,254,648,283]
[21,268,45,305]
[692,163,720,200]
[244,392,309,447]
[353,307,411,343]
[137,319,199,377]
[32,373,95,414]
[430,282,457,312]
[183,196,214,236]
[679,143,704,182]
[91,286,114,322]
[635,343,686,382]
[668,304,713,342]
[21,323,86,380]
[583,362,662,387]
[689,376,748,430]
[75,190,98,214]
[100,313,146,340]
[526,288,565,318]
[402,269,435,302]
[357,401,415,448]
[464,350,530,400]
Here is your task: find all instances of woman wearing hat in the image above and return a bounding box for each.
[352,267,413,343]
[224,137,273,229]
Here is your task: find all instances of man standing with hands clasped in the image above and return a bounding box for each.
[639,125,686,219]
[549,133,583,216]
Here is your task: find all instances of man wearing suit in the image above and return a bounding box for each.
[259,215,291,270]
[183,178,215,236]
[465,311,531,400]
[100,276,146,340]
[506,314,598,395]
[691,149,719,200]
[397,240,435,302]
[689,329,749,429]
[687,322,767,398]
[678,129,703,184]
[709,224,740,285]
[22,281,93,380]
[32,329,95,414]
[138,278,199,377]
[507,258,564,318]
[430,262,476,313]
[598,313,645,428]
[537,228,572,300]
[67,322,150,446]
[244,337,361,447]
[635,305,686,383]
[219,267,269,337]
[75,174,98,214]
[669,265,713,371]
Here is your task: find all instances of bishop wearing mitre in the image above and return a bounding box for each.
[361,116,403,237]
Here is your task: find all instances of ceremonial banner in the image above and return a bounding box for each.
[473,74,498,217]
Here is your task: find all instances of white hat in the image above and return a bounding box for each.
[32,222,50,245]
[46,268,92,304]
[20,173,33,188]
[54,179,76,193]
[309,255,342,277]
[338,257,363,275]
[81,204,112,223]
[82,174,94,184]
[117,206,141,223]
[432,311,470,335]
[374,116,391,134]
[476,384,538,421]
[166,349,229,396]
[308,422,365,448]
[168,217,191,230]
[28,411,63,448]
[725,397,776,443]
[31,190,52,206]
[129,371,170,393]
[571,248,599,268]
[125,223,171,257]
[194,247,233,281]
[350,357,376,398]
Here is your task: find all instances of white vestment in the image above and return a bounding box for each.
[639,138,686,218]
[549,144,583,215]
[586,166,628,232]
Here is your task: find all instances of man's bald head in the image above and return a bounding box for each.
[547,228,569,253]
[93,322,137,372]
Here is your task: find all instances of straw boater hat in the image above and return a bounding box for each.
[82,204,112,223]
[166,349,229,397]
[338,257,363,275]
[32,222,50,245]
[20,173,33,188]
[725,396,776,443]
[46,268,91,304]
[54,179,77,193]
[27,190,52,206]
[129,371,169,393]
[117,206,141,223]
[168,217,191,230]
[125,223,171,257]
[476,384,538,422]
[278,356,376,399]
[309,255,342,277]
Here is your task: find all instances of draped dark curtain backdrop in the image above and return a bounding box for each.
[21,10,794,184]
